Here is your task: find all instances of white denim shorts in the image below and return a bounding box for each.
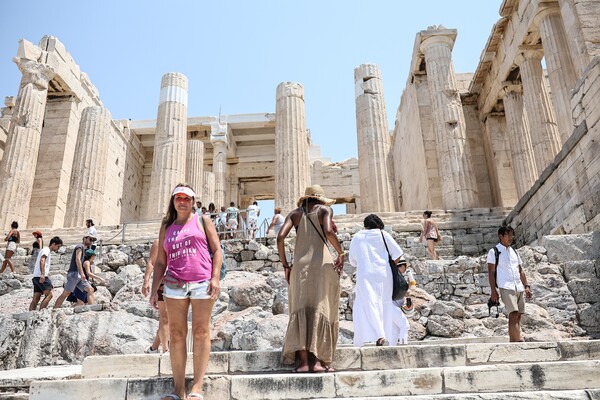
[163,280,212,300]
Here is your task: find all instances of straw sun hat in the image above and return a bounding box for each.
[296,185,336,207]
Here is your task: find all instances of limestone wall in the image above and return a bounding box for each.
[507,56,600,243]
[390,83,430,211]
[311,159,360,208]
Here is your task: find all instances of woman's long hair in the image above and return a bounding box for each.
[162,183,195,229]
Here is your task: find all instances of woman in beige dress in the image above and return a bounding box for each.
[277,185,345,373]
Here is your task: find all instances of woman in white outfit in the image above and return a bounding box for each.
[349,214,404,346]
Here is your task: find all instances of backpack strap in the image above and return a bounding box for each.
[493,247,500,288]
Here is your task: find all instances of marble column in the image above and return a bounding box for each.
[146,72,188,219]
[64,106,111,227]
[558,0,591,77]
[419,28,477,209]
[186,137,204,200]
[210,121,228,208]
[0,60,55,228]
[275,82,311,214]
[501,83,538,198]
[203,171,215,207]
[354,63,395,212]
[516,49,561,175]
[483,113,518,207]
[536,4,578,143]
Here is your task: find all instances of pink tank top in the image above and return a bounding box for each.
[164,216,212,282]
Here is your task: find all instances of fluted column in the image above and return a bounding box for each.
[275,82,311,214]
[558,0,591,77]
[516,49,561,175]
[419,28,477,209]
[354,63,395,212]
[203,171,215,207]
[483,113,518,207]
[64,106,111,227]
[210,122,228,208]
[186,138,204,199]
[146,72,188,219]
[501,83,538,198]
[0,60,55,228]
[536,4,578,143]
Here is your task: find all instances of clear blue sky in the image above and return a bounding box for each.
[1,0,501,163]
[1,1,502,225]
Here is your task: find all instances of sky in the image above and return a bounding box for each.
[0,0,502,224]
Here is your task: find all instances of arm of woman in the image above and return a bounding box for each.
[4,229,12,241]
[277,212,296,284]
[84,260,103,283]
[320,206,345,272]
[267,215,277,234]
[150,226,168,309]
[203,214,222,300]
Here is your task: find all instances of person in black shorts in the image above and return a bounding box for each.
[30,236,63,311]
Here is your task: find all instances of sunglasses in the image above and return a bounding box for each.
[174,195,193,202]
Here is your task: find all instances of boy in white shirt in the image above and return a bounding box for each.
[29,236,63,311]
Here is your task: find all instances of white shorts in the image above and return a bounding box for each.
[227,219,238,230]
[163,280,212,300]
[6,242,17,252]
[247,218,258,230]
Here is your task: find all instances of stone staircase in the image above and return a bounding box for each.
[3,339,599,399]
[14,208,511,249]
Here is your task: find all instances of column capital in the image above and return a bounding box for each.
[14,59,55,90]
[515,45,544,66]
[501,81,523,96]
[210,121,228,145]
[420,34,456,54]
[276,82,304,100]
[533,2,561,27]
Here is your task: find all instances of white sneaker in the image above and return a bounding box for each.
[145,346,159,354]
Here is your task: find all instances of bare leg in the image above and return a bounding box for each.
[189,298,215,395]
[294,350,310,372]
[1,250,14,273]
[39,291,53,309]
[427,240,439,260]
[163,297,190,400]
[158,300,170,352]
[86,287,95,305]
[508,311,522,342]
[30,293,42,311]
[53,291,72,308]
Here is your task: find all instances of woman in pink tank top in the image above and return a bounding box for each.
[150,183,222,400]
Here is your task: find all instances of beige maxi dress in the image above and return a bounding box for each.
[282,210,340,365]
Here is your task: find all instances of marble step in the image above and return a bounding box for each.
[29,359,600,400]
[314,389,600,400]
[80,340,600,379]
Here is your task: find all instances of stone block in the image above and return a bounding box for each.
[160,351,228,375]
[558,340,600,361]
[29,378,128,400]
[16,39,42,61]
[229,350,283,374]
[239,261,265,271]
[333,347,361,370]
[335,368,443,397]
[230,373,336,400]
[444,360,600,393]
[465,342,561,365]
[361,345,465,370]
[81,354,160,378]
[125,375,229,400]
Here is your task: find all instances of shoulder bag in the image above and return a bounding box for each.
[381,230,408,300]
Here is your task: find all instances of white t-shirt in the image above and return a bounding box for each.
[33,247,52,277]
[247,204,260,220]
[487,244,524,292]
[87,226,97,237]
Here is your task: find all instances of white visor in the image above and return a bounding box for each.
[172,186,196,198]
